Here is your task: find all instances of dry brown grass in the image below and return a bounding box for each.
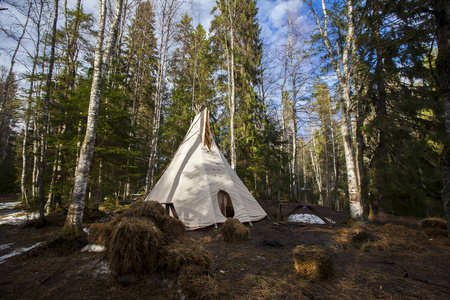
[419,217,447,230]
[159,237,211,274]
[161,217,186,242]
[351,228,377,243]
[109,214,126,227]
[178,265,231,300]
[379,223,418,236]
[125,200,166,226]
[219,218,249,243]
[293,245,333,280]
[419,218,448,238]
[88,222,114,246]
[108,217,163,276]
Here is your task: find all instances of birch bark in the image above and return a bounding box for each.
[0,1,32,166]
[37,0,59,226]
[64,0,124,232]
[305,0,362,219]
[145,0,181,193]
[21,0,45,205]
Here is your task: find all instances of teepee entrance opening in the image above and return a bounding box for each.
[217,190,234,218]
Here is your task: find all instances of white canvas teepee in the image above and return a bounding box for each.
[145,108,267,230]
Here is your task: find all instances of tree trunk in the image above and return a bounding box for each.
[21,0,45,206]
[310,132,323,205]
[433,0,450,240]
[37,0,59,226]
[323,120,331,207]
[356,95,367,211]
[0,0,32,166]
[145,0,180,193]
[306,0,363,220]
[32,121,39,200]
[64,0,124,233]
[227,0,237,171]
[370,23,387,215]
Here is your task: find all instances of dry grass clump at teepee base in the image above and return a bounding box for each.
[86,200,217,285]
[161,216,186,242]
[125,200,166,226]
[159,237,212,274]
[88,222,114,246]
[178,265,231,300]
[293,245,334,280]
[108,216,163,275]
[419,217,448,238]
[219,218,249,243]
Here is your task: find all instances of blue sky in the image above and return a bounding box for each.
[0,0,312,97]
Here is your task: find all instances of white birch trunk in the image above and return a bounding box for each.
[310,133,323,205]
[145,0,181,193]
[306,0,362,219]
[227,0,236,171]
[0,1,32,166]
[32,121,38,199]
[64,0,124,232]
[21,121,29,206]
[37,0,59,225]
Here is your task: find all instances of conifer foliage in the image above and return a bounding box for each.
[0,0,447,233]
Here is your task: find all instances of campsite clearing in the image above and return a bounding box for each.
[0,196,450,299]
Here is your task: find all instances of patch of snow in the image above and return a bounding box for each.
[0,212,39,225]
[0,202,21,210]
[93,261,111,276]
[81,244,106,252]
[286,213,335,224]
[0,243,14,251]
[0,242,41,264]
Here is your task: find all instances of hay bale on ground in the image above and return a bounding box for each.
[110,213,126,227]
[178,265,231,300]
[424,227,448,238]
[419,217,447,230]
[293,245,333,280]
[88,222,114,246]
[125,200,166,227]
[419,217,448,238]
[159,237,211,274]
[108,217,163,276]
[219,218,249,243]
[160,217,186,242]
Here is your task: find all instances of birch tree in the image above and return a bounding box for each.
[305,0,363,220]
[210,0,237,171]
[64,0,124,233]
[21,0,47,205]
[145,0,182,193]
[37,0,58,226]
[0,0,32,166]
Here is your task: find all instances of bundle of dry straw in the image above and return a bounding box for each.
[108,217,163,275]
[220,218,249,243]
[178,265,231,300]
[293,245,333,280]
[419,217,448,238]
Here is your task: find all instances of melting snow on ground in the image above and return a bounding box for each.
[0,242,41,265]
[286,213,335,224]
[0,202,21,210]
[81,244,106,252]
[0,212,40,225]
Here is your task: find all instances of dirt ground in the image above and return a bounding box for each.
[1,194,450,300]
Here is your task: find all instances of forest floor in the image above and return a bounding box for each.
[1,194,450,299]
